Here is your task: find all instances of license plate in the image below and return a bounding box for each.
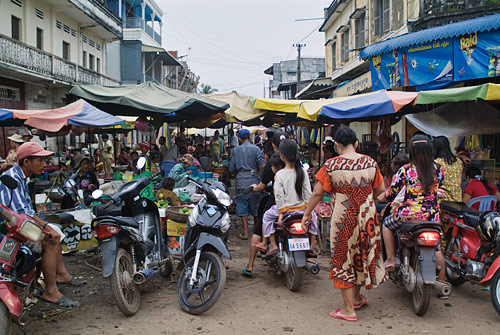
[288,238,310,251]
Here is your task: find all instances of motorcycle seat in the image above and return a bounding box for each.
[441,201,479,217]
[462,211,480,228]
[399,220,442,234]
[94,203,122,217]
[56,212,74,224]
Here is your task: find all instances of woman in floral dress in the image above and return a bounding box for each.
[432,136,464,202]
[302,127,385,322]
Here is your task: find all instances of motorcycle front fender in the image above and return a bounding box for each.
[419,247,437,283]
[481,254,500,284]
[0,283,21,317]
[100,237,119,278]
[196,232,231,260]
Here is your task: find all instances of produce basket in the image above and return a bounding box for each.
[166,206,191,223]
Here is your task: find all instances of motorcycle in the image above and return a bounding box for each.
[253,190,320,292]
[177,176,232,315]
[0,175,51,334]
[91,157,173,316]
[441,201,500,316]
[385,209,451,315]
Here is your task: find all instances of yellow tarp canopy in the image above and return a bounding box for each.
[207,91,266,123]
[252,98,310,114]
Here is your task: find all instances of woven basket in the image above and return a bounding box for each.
[166,206,190,223]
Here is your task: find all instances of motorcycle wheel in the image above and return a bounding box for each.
[110,248,140,316]
[177,252,226,315]
[490,269,500,317]
[284,254,302,292]
[160,256,174,278]
[444,237,466,287]
[411,258,432,316]
[0,302,11,335]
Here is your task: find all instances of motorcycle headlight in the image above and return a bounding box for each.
[220,212,231,234]
[187,205,199,227]
[212,188,232,207]
[19,221,43,242]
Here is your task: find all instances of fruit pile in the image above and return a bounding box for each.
[178,207,191,214]
[155,193,169,208]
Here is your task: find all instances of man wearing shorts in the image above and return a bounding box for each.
[229,129,265,240]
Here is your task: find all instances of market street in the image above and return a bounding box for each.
[24,224,500,335]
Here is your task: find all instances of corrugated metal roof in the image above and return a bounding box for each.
[360,13,500,59]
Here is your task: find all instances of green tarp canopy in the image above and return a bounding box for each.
[416,83,500,104]
[70,82,229,122]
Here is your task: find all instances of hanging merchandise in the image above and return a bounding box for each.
[134,116,154,133]
[377,116,393,154]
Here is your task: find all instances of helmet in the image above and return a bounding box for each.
[477,212,500,242]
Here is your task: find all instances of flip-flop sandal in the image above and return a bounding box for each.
[237,234,248,240]
[265,249,278,256]
[43,295,80,309]
[353,294,368,309]
[384,263,395,273]
[329,308,357,322]
[241,268,253,277]
[58,278,87,287]
[252,242,267,252]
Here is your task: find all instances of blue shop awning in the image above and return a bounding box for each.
[360,13,500,59]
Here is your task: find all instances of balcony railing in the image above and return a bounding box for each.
[125,17,162,44]
[421,0,495,16]
[0,34,120,86]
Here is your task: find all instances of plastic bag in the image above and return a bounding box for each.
[178,190,191,203]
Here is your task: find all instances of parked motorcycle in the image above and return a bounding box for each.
[177,176,232,315]
[0,175,50,334]
[441,201,500,316]
[386,216,450,315]
[253,190,320,292]
[91,157,173,316]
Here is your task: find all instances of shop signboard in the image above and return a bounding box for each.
[454,30,500,81]
[369,39,454,90]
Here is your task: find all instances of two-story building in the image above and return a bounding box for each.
[0,0,122,112]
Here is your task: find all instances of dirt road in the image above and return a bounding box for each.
[23,225,500,335]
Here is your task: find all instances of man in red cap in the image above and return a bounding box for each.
[0,142,80,308]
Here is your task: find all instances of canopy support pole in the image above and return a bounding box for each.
[1,127,6,159]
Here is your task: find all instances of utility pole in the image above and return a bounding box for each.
[293,43,305,98]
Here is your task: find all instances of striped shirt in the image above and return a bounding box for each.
[0,164,35,216]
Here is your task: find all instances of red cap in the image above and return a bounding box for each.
[17,142,54,162]
[139,142,150,149]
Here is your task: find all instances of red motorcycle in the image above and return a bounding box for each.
[0,175,50,334]
[441,201,500,316]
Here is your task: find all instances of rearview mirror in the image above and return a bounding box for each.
[92,189,103,199]
[137,156,146,170]
[0,175,18,190]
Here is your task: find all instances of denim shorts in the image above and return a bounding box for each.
[235,189,259,217]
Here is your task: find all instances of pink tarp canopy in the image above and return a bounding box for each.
[6,99,124,132]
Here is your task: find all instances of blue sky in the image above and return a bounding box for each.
[159,0,333,97]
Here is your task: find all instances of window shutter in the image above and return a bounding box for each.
[374,0,380,36]
[332,42,336,70]
[383,0,390,33]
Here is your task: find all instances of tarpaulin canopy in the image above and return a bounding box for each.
[70,82,229,122]
[207,91,266,123]
[252,98,310,114]
[0,109,13,120]
[415,83,500,104]
[6,99,124,132]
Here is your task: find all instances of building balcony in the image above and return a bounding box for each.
[125,18,161,45]
[0,33,120,86]
[412,0,500,30]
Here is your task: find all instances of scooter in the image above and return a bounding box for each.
[91,157,173,316]
[253,190,320,292]
[177,176,232,315]
[441,201,500,316]
[0,175,51,333]
[387,216,450,316]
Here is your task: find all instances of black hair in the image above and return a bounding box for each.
[269,152,285,170]
[102,134,109,140]
[130,151,139,157]
[308,143,319,151]
[150,150,161,161]
[162,177,175,191]
[179,147,187,156]
[271,131,287,148]
[279,139,305,200]
[465,166,496,195]
[391,153,410,173]
[18,156,35,166]
[409,135,436,192]
[432,136,457,165]
[334,127,357,147]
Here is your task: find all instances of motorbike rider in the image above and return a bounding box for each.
[379,135,447,289]
[0,142,80,308]
[61,154,99,209]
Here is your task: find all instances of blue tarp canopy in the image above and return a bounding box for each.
[360,13,500,59]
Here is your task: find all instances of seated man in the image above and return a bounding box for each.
[0,142,81,308]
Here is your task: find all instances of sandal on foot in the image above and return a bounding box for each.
[265,248,278,256]
[384,263,395,273]
[252,242,267,253]
[329,308,357,322]
[241,268,253,277]
[353,294,368,309]
[58,278,87,287]
[238,234,248,240]
[44,295,79,309]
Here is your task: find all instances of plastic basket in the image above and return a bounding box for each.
[198,172,214,179]
[160,161,177,177]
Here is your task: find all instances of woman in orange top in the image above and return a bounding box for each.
[302,127,385,322]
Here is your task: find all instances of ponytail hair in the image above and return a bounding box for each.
[279,139,304,200]
[466,166,496,195]
[409,135,435,192]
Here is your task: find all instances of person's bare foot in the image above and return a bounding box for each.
[42,291,62,304]
[238,233,248,240]
[56,273,73,284]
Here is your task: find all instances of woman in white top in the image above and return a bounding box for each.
[260,139,318,255]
